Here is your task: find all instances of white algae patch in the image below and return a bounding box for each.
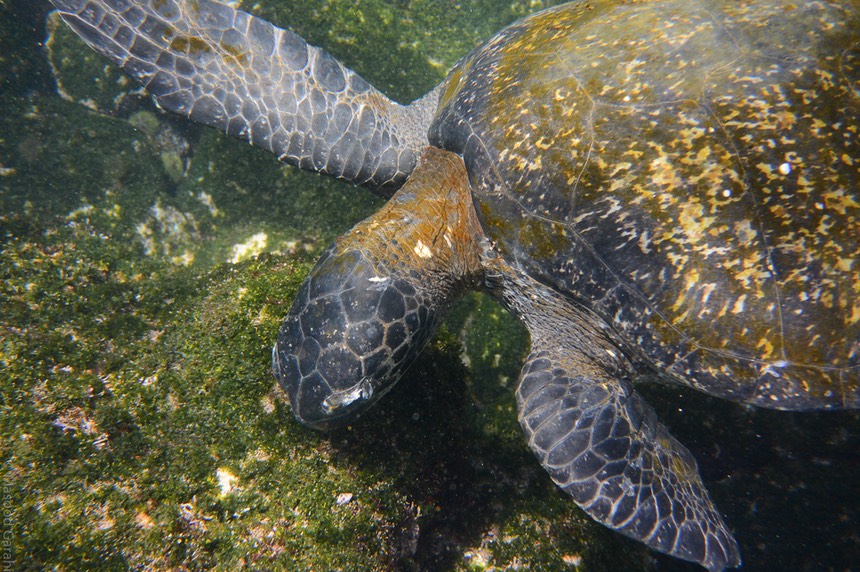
[230,232,268,263]
[216,468,238,496]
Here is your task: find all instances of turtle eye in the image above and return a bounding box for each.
[273,245,437,431]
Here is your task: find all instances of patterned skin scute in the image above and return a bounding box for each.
[431,0,860,409]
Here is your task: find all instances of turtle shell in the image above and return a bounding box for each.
[429,0,860,409]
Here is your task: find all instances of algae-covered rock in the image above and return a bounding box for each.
[1,219,643,570]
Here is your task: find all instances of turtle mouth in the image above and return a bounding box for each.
[297,404,370,432]
[290,412,353,432]
[272,335,384,431]
[321,377,374,414]
[272,343,374,431]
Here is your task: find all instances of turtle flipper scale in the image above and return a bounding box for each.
[49,0,438,192]
[517,349,740,571]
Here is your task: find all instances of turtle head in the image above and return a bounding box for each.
[273,147,483,431]
[273,246,438,430]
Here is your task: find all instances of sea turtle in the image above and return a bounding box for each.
[51,0,859,569]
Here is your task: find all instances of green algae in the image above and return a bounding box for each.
[46,14,134,113]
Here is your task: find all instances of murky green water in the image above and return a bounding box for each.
[1,1,857,570]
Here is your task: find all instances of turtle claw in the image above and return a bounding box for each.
[516,349,741,571]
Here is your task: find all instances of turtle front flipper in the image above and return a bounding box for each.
[273,148,483,429]
[490,262,741,572]
[50,0,438,192]
[517,351,741,571]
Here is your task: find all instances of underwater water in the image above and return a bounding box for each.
[1,0,858,570]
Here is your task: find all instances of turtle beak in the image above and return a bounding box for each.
[272,244,436,431]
